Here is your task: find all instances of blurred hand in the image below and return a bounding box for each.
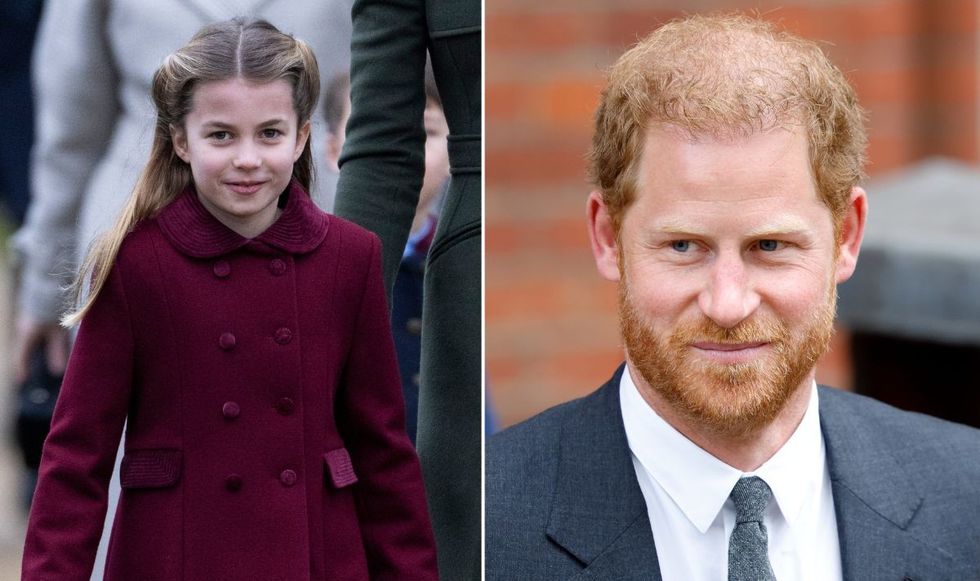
[14,314,69,383]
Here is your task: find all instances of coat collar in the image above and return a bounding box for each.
[157,179,328,258]
[547,364,663,580]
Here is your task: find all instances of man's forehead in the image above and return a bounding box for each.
[624,121,832,234]
[637,124,813,185]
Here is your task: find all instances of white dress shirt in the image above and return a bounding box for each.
[620,368,843,581]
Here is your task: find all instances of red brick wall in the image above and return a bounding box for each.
[486,0,980,428]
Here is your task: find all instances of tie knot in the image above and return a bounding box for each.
[730,477,772,524]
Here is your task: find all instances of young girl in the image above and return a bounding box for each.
[22,18,437,580]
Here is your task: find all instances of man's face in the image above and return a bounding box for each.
[590,124,863,437]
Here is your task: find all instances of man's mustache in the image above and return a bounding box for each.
[670,316,788,346]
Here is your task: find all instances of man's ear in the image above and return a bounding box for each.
[835,186,867,284]
[171,125,189,163]
[587,190,621,281]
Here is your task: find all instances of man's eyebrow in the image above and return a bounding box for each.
[745,219,812,238]
[654,223,707,236]
[651,219,813,237]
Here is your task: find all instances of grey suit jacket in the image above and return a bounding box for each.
[486,366,980,580]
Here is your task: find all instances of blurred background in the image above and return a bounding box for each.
[0,241,24,578]
[486,0,980,429]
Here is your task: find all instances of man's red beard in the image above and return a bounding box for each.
[619,280,836,439]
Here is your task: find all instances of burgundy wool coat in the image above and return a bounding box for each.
[22,181,438,580]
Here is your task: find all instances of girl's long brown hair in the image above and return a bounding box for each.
[63,18,320,326]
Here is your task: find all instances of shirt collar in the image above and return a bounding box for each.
[157,178,329,258]
[620,367,824,533]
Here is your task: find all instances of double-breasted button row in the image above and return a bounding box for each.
[221,399,295,418]
[212,258,286,278]
[219,329,296,349]
[225,469,300,491]
[224,471,299,490]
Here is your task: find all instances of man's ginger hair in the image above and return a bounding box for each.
[587,14,867,238]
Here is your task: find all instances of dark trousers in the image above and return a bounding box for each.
[416,165,481,580]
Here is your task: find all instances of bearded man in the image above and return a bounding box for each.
[485,14,980,580]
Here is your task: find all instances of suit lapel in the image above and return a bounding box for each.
[820,388,964,580]
[546,367,663,580]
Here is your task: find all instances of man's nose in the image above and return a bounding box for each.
[697,254,760,329]
[233,141,261,169]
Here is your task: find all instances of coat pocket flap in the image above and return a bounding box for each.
[324,448,358,488]
[120,449,182,489]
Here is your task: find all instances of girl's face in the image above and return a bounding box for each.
[173,77,310,238]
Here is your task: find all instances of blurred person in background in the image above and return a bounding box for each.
[0,0,53,513]
[486,14,980,580]
[11,2,352,578]
[324,68,450,445]
[0,0,44,226]
[334,0,481,576]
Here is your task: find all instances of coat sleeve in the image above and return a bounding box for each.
[22,264,134,580]
[336,235,438,580]
[333,0,428,307]
[13,0,119,322]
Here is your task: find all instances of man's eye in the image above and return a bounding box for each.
[670,240,691,252]
[758,239,780,251]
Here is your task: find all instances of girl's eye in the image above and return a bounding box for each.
[670,240,692,253]
[262,128,282,139]
[758,239,780,252]
[210,131,230,141]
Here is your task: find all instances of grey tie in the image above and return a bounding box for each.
[728,476,776,581]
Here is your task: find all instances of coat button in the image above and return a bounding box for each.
[219,332,237,350]
[406,318,422,335]
[225,474,243,491]
[275,397,295,416]
[274,327,292,345]
[222,401,240,419]
[213,260,231,278]
[279,469,298,487]
[269,259,286,276]
[412,373,421,387]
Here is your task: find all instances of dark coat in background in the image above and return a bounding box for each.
[23,182,437,580]
[334,0,481,577]
[486,365,980,579]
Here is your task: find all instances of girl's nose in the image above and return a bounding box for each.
[233,143,261,169]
